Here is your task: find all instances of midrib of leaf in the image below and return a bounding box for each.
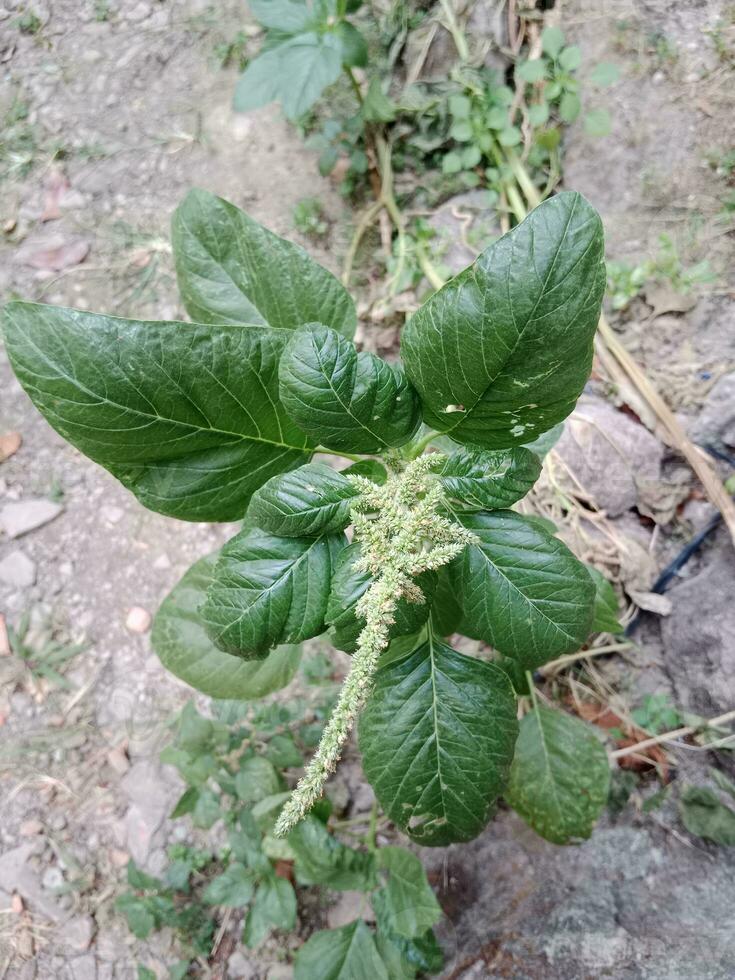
[313,343,385,444]
[441,196,588,436]
[428,630,449,826]
[532,707,566,829]
[13,313,309,455]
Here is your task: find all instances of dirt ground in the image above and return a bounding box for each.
[1,1,734,978]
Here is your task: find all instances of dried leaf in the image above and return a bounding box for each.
[570,699,669,779]
[628,590,673,616]
[41,166,71,222]
[18,235,90,272]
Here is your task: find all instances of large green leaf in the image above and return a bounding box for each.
[202,526,346,657]
[375,928,443,980]
[359,636,518,845]
[288,816,377,891]
[279,325,422,453]
[401,192,605,448]
[326,543,436,654]
[372,847,441,939]
[453,510,595,668]
[243,876,297,947]
[2,304,313,522]
[440,446,542,509]
[505,704,610,844]
[294,920,389,980]
[234,31,343,120]
[151,553,302,698]
[248,462,358,536]
[172,189,355,336]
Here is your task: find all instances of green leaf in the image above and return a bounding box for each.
[587,566,623,633]
[428,567,463,636]
[326,543,436,654]
[498,125,522,147]
[505,704,610,844]
[127,862,162,892]
[202,526,346,657]
[152,553,302,699]
[279,325,421,453]
[243,876,297,947]
[373,847,441,939]
[449,119,473,142]
[528,102,549,126]
[248,0,314,33]
[172,189,355,336]
[448,93,471,118]
[341,459,388,484]
[137,967,157,980]
[584,108,612,137]
[442,151,462,175]
[171,786,199,819]
[359,636,518,845]
[234,31,343,119]
[248,462,358,537]
[294,920,389,980]
[522,421,564,457]
[337,21,368,68]
[440,447,541,509]
[265,732,303,768]
[401,192,605,449]
[2,303,315,522]
[231,811,270,873]
[235,756,283,803]
[559,45,582,71]
[559,91,581,123]
[680,787,735,845]
[541,26,565,58]
[192,788,222,829]
[452,511,595,668]
[461,144,482,168]
[589,61,620,87]
[288,816,377,891]
[203,862,256,907]
[378,628,426,669]
[362,77,397,123]
[375,929,443,979]
[711,769,735,801]
[517,58,546,83]
[117,896,155,939]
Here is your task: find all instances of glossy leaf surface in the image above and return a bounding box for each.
[151,553,302,699]
[440,446,542,509]
[401,192,605,448]
[248,462,358,536]
[279,325,421,453]
[2,304,313,521]
[359,637,518,845]
[203,526,346,657]
[172,189,355,335]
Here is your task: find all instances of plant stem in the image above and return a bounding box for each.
[504,147,541,209]
[416,243,445,291]
[410,429,441,457]
[610,708,735,760]
[345,65,364,106]
[526,670,539,711]
[366,799,378,852]
[315,446,364,463]
[342,199,384,286]
[438,0,469,62]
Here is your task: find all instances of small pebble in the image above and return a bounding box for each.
[125,606,151,633]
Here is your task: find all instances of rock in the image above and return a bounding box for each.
[62,914,96,952]
[266,968,293,980]
[327,890,373,929]
[15,234,90,272]
[0,499,63,538]
[689,371,735,450]
[126,1,151,21]
[0,844,64,920]
[0,431,21,462]
[106,746,130,776]
[69,954,96,980]
[101,505,124,525]
[152,553,171,570]
[42,866,64,891]
[19,819,44,837]
[660,540,735,714]
[120,761,177,865]
[0,549,36,587]
[429,815,735,979]
[125,606,151,634]
[227,950,257,979]
[554,395,663,517]
[426,190,501,276]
